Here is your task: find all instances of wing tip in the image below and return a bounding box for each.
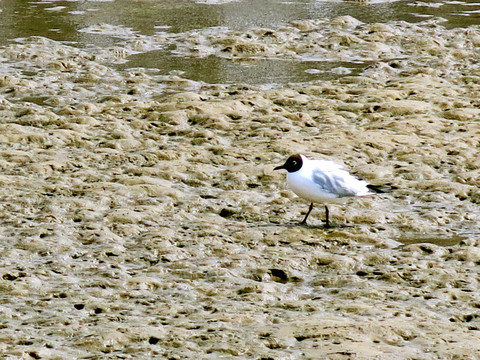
[367,184,397,194]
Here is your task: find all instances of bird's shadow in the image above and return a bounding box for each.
[252,221,354,230]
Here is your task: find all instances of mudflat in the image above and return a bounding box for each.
[1,14,480,359]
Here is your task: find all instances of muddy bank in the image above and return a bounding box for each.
[1,16,480,359]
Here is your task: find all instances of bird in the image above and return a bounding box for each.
[274,154,386,227]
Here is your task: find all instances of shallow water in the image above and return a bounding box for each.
[2,0,480,84]
[2,0,480,359]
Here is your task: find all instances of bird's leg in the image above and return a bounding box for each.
[301,203,314,224]
[324,205,331,228]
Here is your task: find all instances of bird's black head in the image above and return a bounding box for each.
[274,154,303,173]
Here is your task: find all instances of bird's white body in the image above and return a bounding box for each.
[286,154,374,204]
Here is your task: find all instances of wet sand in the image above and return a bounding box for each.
[1,14,480,359]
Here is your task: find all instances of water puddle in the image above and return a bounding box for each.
[397,234,466,246]
[120,53,368,84]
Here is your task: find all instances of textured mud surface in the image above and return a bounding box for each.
[1,14,480,359]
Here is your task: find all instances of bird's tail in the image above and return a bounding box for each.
[367,184,396,194]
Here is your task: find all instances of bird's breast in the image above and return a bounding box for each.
[286,171,345,204]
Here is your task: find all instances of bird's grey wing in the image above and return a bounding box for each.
[312,169,357,197]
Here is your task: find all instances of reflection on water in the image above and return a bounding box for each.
[0,0,479,84]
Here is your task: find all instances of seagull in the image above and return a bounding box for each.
[274,154,385,227]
